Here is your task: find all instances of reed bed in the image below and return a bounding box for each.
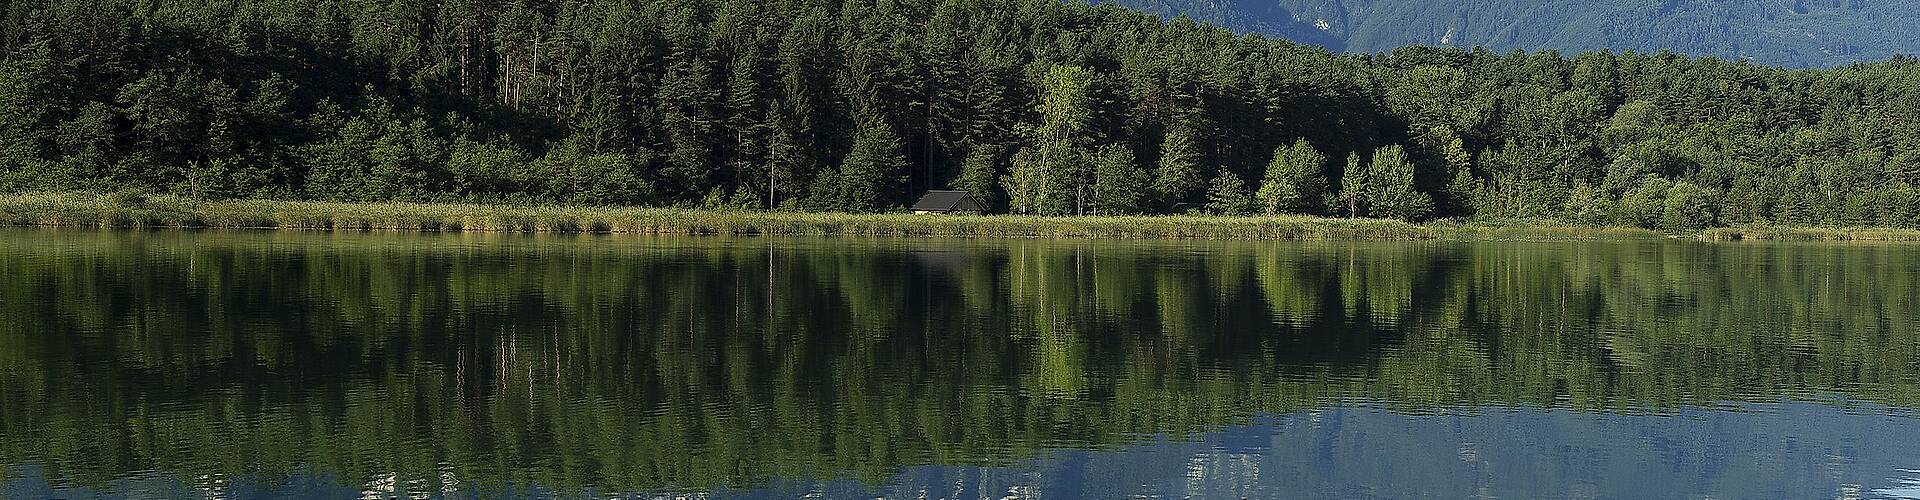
[1698,225,1920,242]
[9,192,1906,242]
[0,192,1439,240]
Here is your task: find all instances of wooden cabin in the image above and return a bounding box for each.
[911,190,985,215]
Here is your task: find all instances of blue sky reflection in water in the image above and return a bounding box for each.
[1,229,1918,499]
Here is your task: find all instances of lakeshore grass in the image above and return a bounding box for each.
[5,191,1905,241]
[1698,225,1920,242]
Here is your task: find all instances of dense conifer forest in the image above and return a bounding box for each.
[4,0,1920,229]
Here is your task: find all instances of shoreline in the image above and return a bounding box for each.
[3,192,1917,242]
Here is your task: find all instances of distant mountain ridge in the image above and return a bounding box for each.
[1108,0,1920,67]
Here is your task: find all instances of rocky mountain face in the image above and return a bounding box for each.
[1108,0,1918,67]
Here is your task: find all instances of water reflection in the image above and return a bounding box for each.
[1,229,1917,498]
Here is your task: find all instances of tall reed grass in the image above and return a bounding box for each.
[1698,225,1920,242]
[16,191,1887,242]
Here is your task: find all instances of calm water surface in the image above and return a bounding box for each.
[2,229,1919,499]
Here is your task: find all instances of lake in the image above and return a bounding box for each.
[2,229,1918,499]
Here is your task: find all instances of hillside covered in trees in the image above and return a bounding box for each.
[1112,0,1920,68]
[3,0,1920,230]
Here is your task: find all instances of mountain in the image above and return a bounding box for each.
[1108,0,1920,67]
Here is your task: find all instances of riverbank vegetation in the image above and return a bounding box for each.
[16,191,1920,241]
[5,1,1920,232]
[0,191,1486,240]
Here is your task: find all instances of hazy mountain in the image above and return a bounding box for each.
[1109,0,1920,67]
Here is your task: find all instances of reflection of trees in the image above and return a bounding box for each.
[1,231,1916,494]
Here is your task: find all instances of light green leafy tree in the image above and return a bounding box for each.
[1365,145,1433,221]
[1091,144,1149,215]
[1336,152,1367,218]
[1206,171,1256,216]
[1255,139,1327,215]
[1153,126,1206,212]
[1007,65,1093,215]
[955,144,1003,213]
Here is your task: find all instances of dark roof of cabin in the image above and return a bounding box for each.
[911,190,982,212]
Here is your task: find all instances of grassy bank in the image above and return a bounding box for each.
[1698,225,1920,242]
[4,191,1904,241]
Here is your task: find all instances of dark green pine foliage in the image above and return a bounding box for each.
[817,117,908,213]
[0,0,1918,229]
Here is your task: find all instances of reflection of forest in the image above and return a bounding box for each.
[1,230,1916,494]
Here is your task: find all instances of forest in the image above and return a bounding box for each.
[4,0,1920,230]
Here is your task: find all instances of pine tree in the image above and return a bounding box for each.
[658,2,721,200]
[723,24,772,205]
[772,6,831,205]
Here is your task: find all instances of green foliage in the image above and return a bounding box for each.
[1879,183,1920,229]
[540,137,654,206]
[1440,135,1477,216]
[1036,66,1095,145]
[0,0,1915,229]
[1152,126,1206,211]
[700,187,762,211]
[1256,139,1327,215]
[1364,145,1432,221]
[446,139,534,202]
[1336,153,1366,218]
[1091,144,1149,215]
[955,144,1003,213]
[1004,146,1053,215]
[1661,180,1717,232]
[817,118,908,213]
[1205,171,1255,216]
[1563,183,1614,226]
[104,189,148,209]
[1008,65,1097,216]
[1618,176,1672,229]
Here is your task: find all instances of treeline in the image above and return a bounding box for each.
[4,0,1920,229]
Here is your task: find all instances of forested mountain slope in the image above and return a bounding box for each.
[1112,0,1920,67]
[3,0,1920,230]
